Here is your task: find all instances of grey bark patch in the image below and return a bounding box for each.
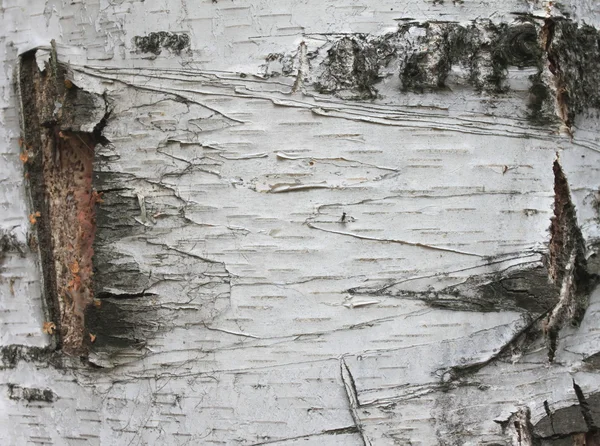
[94,191,144,246]
[527,71,557,125]
[584,352,600,369]
[534,392,600,439]
[535,403,588,438]
[93,171,150,296]
[133,32,190,56]
[8,384,57,403]
[93,176,149,295]
[573,382,600,432]
[93,250,151,295]
[0,345,58,369]
[58,82,108,134]
[90,185,156,353]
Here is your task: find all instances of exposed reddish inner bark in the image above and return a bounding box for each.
[19,47,100,355]
[44,129,96,354]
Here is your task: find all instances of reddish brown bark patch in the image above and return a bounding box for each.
[18,44,107,355]
[46,130,97,354]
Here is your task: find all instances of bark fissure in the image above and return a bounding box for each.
[573,380,598,433]
[544,158,597,361]
[95,290,157,300]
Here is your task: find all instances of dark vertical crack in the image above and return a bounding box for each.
[543,400,555,435]
[544,158,597,361]
[573,380,598,433]
[93,92,111,145]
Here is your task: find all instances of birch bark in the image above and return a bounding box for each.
[1,1,600,445]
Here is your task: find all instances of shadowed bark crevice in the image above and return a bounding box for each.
[544,158,598,362]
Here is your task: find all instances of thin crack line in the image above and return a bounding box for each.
[306,221,482,257]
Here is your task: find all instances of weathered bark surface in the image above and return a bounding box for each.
[1,1,600,445]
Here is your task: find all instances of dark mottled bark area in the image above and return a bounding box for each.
[535,391,600,444]
[350,262,560,314]
[8,384,57,403]
[133,32,191,56]
[547,19,600,127]
[316,20,544,96]
[314,17,600,128]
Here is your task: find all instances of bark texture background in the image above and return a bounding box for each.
[1,1,600,445]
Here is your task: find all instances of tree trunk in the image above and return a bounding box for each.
[1,1,600,445]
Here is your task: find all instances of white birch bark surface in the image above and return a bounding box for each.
[1,1,600,445]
